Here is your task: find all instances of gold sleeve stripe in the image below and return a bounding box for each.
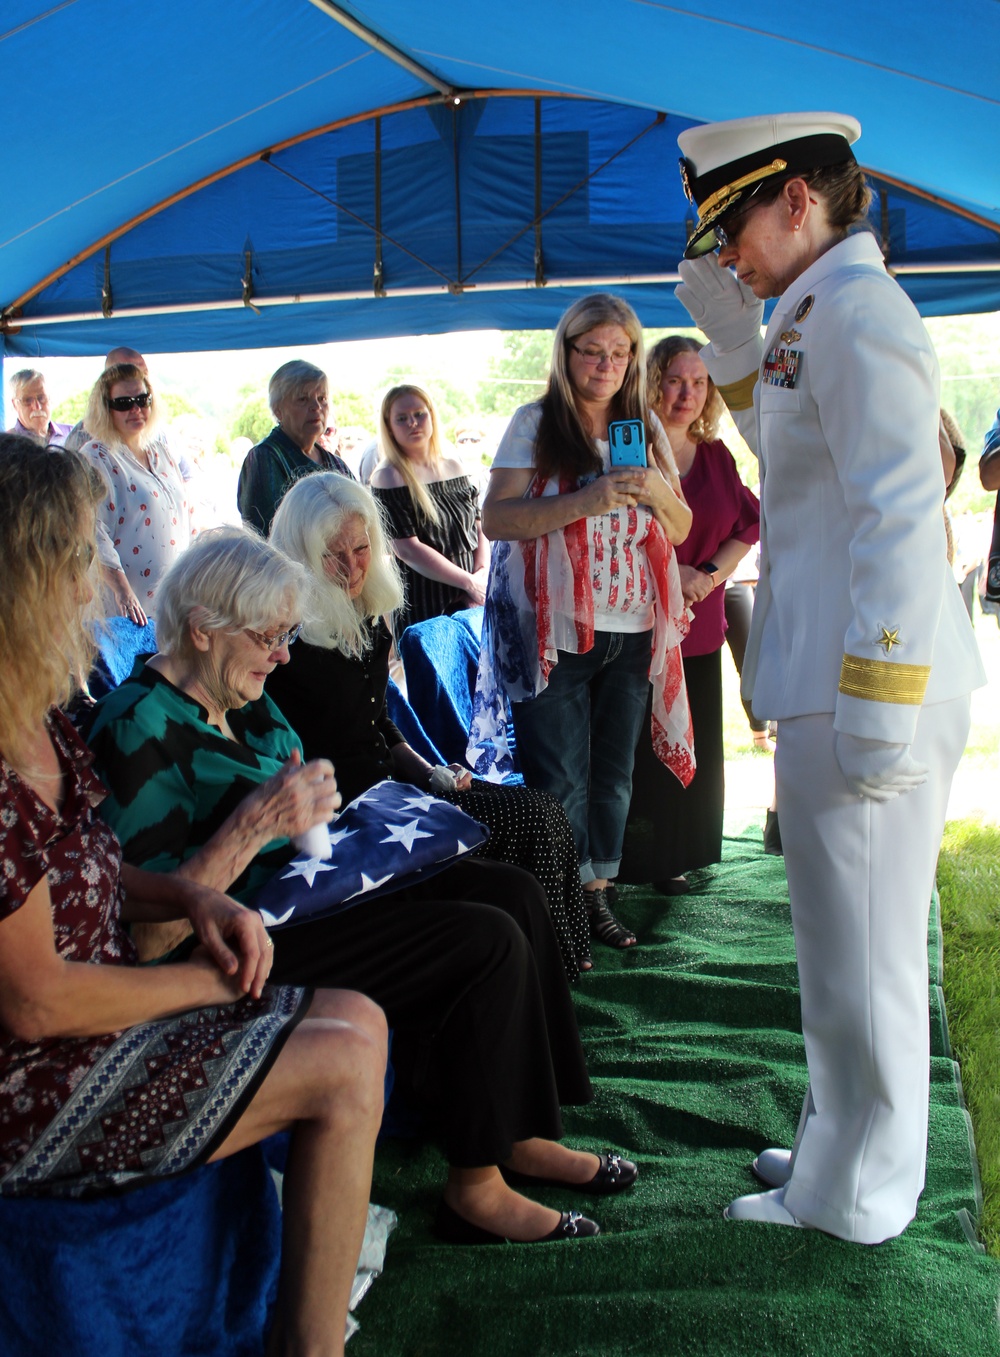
[717,371,757,412]
[838,654,930,706]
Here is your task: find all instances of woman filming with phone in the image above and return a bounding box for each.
[477,293,693,954]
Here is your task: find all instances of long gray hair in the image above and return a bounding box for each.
[270,472,404,658]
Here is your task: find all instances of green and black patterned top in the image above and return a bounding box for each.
[85,658,301,901]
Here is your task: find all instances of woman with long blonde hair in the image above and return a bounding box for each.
[370,383,490,638]
[0,434,386,1356]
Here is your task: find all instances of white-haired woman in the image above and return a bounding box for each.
[370,383,489,639]
[79,362,193,625]
[237,359,353,537]
[476,294,694,952]
[0,435,386,1357]
[268,472,593,975]
[88,526,631,1246]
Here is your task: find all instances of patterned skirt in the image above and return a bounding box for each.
[1,985,309,1198]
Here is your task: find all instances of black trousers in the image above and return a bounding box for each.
[270,857,592,1167]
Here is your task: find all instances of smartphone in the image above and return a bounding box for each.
[608,419,647,468]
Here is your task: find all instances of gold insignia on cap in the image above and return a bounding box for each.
[838,654,929,706]
[874,626,902,655]
[780,328,801,345]
[678,157,694,203]
[697,159,789,224]
[794,295,814,323]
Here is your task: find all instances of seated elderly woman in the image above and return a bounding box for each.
[267,471,592,975]
[86,526,636,1244]
[237,359,353,536]
[0,434,386,1357]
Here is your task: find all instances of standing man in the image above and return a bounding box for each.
[675,112,984,1243]
[8,370,72,447]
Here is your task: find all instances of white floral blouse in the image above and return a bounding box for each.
[80,437,196,605]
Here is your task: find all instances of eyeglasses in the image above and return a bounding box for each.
[15,394,47,408]
[107,393,151,412]
[393,410,429,426]
[244,623,302,651]
[570,345,632,367]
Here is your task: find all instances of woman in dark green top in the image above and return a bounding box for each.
[88,525,639,1245]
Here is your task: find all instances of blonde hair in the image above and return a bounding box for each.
[535,293,650,482]
[82,364,161,450]
[0,436,102,766]
[377,384,445,525]
[270,473,404,659]
[646,336,724,445]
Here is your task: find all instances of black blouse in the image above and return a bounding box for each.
[265,621,405,805]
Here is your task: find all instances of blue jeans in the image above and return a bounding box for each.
[510,629,651,884]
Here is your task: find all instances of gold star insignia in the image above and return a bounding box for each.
[874,626,902,655]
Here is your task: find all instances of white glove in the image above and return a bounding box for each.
[675,257,764,353]
[834,733,929,803]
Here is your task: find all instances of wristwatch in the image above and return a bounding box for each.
[698,561,720,588]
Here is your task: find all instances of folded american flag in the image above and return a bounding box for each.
[252,780,490,929]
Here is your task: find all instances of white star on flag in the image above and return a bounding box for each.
[380,818,434,852]
[329,824,359,847]
[398,792,438,812]
[282,857,338,888]
[259,905,295,927]
[343,871,395,901]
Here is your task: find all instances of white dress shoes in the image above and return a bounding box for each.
[724,1186,805,1228]
[752,1147,792,1188]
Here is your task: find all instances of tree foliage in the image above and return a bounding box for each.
[478,331,552,415]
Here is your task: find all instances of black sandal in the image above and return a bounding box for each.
[586,887,636,949]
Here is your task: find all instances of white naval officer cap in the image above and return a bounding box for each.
[677,112,862,258]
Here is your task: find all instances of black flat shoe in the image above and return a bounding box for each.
[434,1200,600,1244]
[651,875,690,896]
[503,1150,638,1195]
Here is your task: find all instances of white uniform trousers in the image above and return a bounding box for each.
[775,696,970,1243]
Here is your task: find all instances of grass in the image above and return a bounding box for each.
[938,819,1000,1255]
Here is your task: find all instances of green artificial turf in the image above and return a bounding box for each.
[355,825,1000,1357]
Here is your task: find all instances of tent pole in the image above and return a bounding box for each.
[306,0,455,96]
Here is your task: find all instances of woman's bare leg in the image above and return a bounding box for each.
[445,1140,603,1240]
[211,989,387,1357]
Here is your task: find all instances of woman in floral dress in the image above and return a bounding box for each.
[0,434,386,1357]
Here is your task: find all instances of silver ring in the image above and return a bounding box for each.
[265,937,274,949]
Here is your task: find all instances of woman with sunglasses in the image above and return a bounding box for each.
[79,364,194,626]
[370,384,489,640]
[475,294,694,953]
[675,113,984,1241]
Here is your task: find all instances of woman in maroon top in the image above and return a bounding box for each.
[0,435,386,1357]
[619,337,760,892]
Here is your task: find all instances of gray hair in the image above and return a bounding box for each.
[10,369,45,399]
[268,360,329,420]
[154,524,307,656]
[270,472,404,659]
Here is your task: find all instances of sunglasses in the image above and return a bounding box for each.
[107,393,151,412]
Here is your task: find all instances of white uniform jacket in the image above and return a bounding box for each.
[702,232,984,743]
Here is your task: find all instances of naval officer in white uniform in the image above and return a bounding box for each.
[674,112,985,1244]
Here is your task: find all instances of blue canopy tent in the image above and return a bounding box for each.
[2,0,999,361]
